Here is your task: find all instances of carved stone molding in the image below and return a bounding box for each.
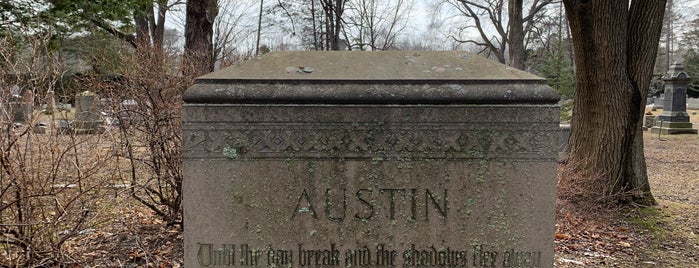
[183,124,556,160]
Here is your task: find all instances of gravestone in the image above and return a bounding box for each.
[4,88,31,123]
[183,51,560,268]
[559,124,571,154]
[7,99,30,123]
[651,62,698,134]
[72,91,104,134]
[687,98,699,110]
[653,97,664,109]
[643,115,656,129]
[44,90,57,115]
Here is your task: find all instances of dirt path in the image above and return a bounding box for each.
[555,111,699,267]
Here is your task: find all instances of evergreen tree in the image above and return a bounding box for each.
[681,49,699,97]
[537,45,575,99]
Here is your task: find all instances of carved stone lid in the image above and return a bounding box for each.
[185,51,559,104]
[197,51,543,82]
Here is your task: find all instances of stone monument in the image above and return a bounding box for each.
[183,51,560,267]
[72,91,104,134]
[651,62,698,134]
[7,97,30,123]
[5,88,31,123]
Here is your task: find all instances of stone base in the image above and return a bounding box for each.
[650,121,698,134]
[33,126,47,134]
[70,127,105,135]
[643,115,656,128]
[70,121,105,134]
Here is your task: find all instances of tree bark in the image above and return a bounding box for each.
[508,0,524,69]
[311,0,319,50]
[184,0,218,75]
[153,0,168,49]
[320,0,345,50]
[256,0,264,55]
[131,1,167,71]
[563,0,665,204]
[333,0,344,50]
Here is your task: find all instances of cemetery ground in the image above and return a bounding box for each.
[554,108,699,267]
[4,109,697,267]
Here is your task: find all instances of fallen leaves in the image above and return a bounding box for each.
[555,129,699,266]
[68,203,183,267]
[556,233,573,240]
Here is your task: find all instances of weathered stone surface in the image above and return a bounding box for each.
[185,51,557,105]
[559,124,571,155]
[651,62,697,135]
[72,91,104,134]
[183,51,560,268]
[7,102,30,122]
[197,51,542,81]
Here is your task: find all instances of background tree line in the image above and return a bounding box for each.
[5,0,699,98]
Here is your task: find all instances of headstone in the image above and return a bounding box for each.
[34,121,48,134]
[183,51,560,268]
[653,97,664,109]
[118,99,140,126]
[45,90,57,115]
[687,98,699,110]
[7,90,31,123]
[58,103,72,112]
[559,124,571,153]
[7,101,29,123]
[651,62,698,135]
[643,115,656,129]
[72,91,104,134]
[21,89,34,120]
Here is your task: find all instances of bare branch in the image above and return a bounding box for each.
[89,18,138,48]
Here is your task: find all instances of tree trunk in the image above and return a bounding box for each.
[256,0,264,55]
[184,0,218,75]
[323,1,333,50]
[311,0,318,50]
[133,1,167,72]
[333,0,344,50]
[134,6,151,47]
[508,0,525,70]
[563,0,665,204]
[153,0,167,49]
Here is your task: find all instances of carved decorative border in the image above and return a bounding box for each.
[183,123,556,160]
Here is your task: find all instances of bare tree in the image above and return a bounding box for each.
[91,0,183,65]
[258,0,319,50]
[343,0,413,50]
[437,0,553,69]
[213,0,257,68]
[320,0,347,50]
[256,0,264,54]
[656,0,692,73]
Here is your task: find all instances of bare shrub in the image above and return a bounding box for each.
[0,35,114,266]
[94,47,187,226]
